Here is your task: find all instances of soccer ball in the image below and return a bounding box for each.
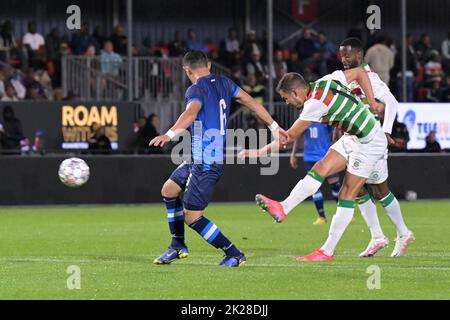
[58,157,90,188]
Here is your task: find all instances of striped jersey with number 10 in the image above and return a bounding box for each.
[306,78,378,140]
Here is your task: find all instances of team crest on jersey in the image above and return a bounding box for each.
[370,171,379,180]
[352,158,363,170]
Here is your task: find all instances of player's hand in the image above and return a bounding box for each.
[274,127,289,148]
[149,134,171,147]
[385,133,395,146]
[238,149,260,159]
[369,100,385,113]
[290,153,298,169]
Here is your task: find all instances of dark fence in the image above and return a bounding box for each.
[0,154,448,206]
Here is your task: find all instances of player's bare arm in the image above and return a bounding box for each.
[343,67,385,112]
[290,140,298,169]
[149,101,202,147]
[235,89,288,144]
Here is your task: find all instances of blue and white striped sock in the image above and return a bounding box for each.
[189,216,241,257]
[163,197,185,249]
[312,190,326,218]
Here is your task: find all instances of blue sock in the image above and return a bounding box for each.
[312,190,326,218]
[330,182,341,202]
[163,197,185,249]
[189,216,241,257]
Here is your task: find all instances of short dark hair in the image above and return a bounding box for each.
[183,50,209,69]
[339,37,363,52]
[276,72,307,93]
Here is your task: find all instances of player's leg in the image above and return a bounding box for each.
[356,185,389,257]
[304,161,327,224]
[184,164,245,267]
[153,162,190,265]
[367,181,415,257]
[256,148,347,223]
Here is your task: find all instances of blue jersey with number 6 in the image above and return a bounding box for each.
[185,74,240,166]
[303,123,333,162]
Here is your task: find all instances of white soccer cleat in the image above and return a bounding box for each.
[359,236,389,257]
[391,230,415,257]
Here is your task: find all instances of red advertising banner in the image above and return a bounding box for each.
[292,0,318,22]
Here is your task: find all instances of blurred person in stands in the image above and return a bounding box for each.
[100,40,122,76]
[245,49,267,82]
[22,68,46,100]
[26,83,46,100]
[169,31,187,57]
[186,29,207,53]
[0,66,26,99]
[440,75,450,102]
[53,88,64,102]
[138,113,163,154]
[415,33,434,64]
[110,25,127,56]
[286,50,304,74]
[22,21,46,70]
[242,30,262,62]
[84,45,96,57]
[0,20,17,62]
[241,73,265,105]
[45,27,64,87]
[295,28,319,67]
[393,34,418,102]
[389,115,409,152]
[442,32,450,74]
[1,83,19,101]
[426,80,443,102]
[272,49,287,78]
[88,123,112,154]
[314,31,337,76]
[71,23,99,55]
[0,105,25,152]
[230,65,243,86]
[92,25,107,48]
[219,27,240,68]
[364,34,394,85]
[424,50,444,85]
[423,131,441,153]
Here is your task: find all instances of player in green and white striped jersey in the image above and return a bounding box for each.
[339,37,414,258]
[241,66,387,261]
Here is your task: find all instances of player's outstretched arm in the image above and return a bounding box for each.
[149,101,201,147]
[234,89,288,144]
[343,67,384,112]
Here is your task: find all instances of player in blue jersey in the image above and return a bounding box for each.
[289,123,341,225]
[149,51,287,267]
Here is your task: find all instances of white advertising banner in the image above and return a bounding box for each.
[397,103,450,149]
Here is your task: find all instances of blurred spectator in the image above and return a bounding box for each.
[394,34,418,102]
[0,20,17,62]
[110,25,128,55]
[440,75,450,102]
[0,66,26,99]
[423,131,441,153]
[314,31,337,75]
[424,50,444,84]
[137,113,163,154]
[271,50,287,78]
[0,105,25,151]
[219,27,240,68]
[364,34,394,85]
[71,23,100,55]
[230,65,243,86]
[286,50,304,74]
[100,40,122,76]
[415,33,434,63]
[426,80,443,102]
[242,30,262,62]
[22,68,46,100]
[88,123,112,154]
[241,73,265,104]
[1,82,19,101]
[389,116,410,152]
[53,88,64,102]
[45,28,62,62]
[169,31,186,57]
[245,49,267,82]
[84,44,96,57]
[92,25,107,48]
[295,28,318,63]
[442,32,450,74]
[186,29,207,53]
[22,21,46,70]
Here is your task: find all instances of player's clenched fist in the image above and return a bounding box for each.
[274,127,289,145]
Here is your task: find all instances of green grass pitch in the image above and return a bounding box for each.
[1,201,449,300]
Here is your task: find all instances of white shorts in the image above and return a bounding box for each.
[330,128,388,181]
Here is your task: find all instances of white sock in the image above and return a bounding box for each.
[381,193,409,237]
[357,194,385,239]
[281,172,323,214]
[321,201,355,256]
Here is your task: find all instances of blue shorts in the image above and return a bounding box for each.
[303,161,340,180]
[169,162,224,211]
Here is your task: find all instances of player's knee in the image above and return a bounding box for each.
[184,210,202,225]
[161,180,178,198]
[357,187,368,198]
